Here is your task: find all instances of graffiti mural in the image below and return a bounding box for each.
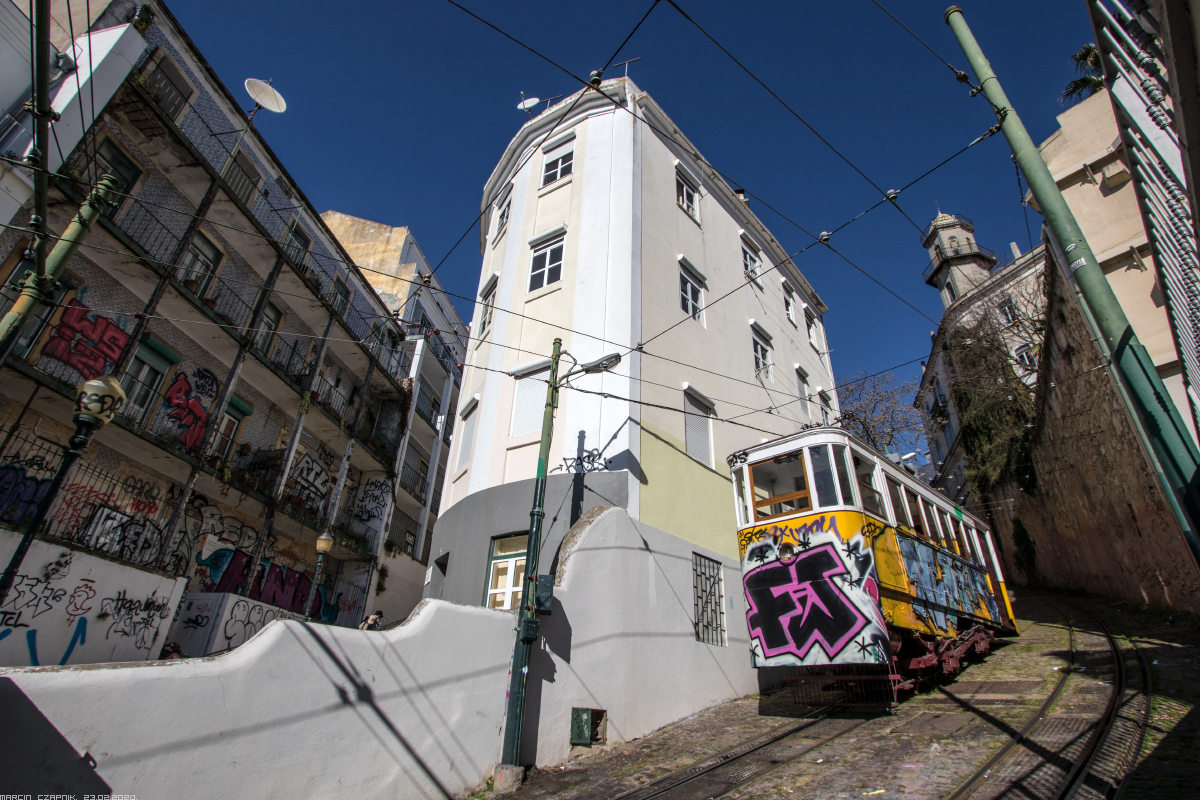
[167,592,301,656]
[0,464,53,527]
[163,368,221,454]
[739,512,890,668]
[0,537,186,667]
[353,477,390,521]
[288,453,330,506]
[896,536,1000,635]
[41,299,130,380]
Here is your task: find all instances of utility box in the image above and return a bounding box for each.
[519,616,540,643]
[569,707,607,747]
[535,574,554,614]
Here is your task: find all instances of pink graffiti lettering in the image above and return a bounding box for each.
[42,299,129,380]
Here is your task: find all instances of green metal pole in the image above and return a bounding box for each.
[500,337,562,768]
[946,7,1200,564]
[0,174,119,365]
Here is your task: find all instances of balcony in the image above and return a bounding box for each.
[922,241,997,285]
[125,63,415,387]
[398,459,428,504]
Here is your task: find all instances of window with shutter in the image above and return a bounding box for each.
[684,391,713,466]
[511,368,549,436]
[457,407,477,468]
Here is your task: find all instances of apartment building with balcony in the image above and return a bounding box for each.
[916,214,1047,505]
[425,78,838,617]
[0,0,431,664]
[322,210,467,618]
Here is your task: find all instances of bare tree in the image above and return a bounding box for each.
[836,371,926,455]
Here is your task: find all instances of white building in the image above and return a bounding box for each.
[427,77,837,614]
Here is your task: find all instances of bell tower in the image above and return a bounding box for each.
[921,214,997,309]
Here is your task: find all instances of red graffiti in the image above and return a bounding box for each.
[164,372,210,454]
[42,299,129,380]
[53,484,118,532]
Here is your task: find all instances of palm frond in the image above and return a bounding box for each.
[1070,42,1103,76]
[1060,75,1104,105]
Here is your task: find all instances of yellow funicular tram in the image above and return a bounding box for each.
[727,427,1017,700]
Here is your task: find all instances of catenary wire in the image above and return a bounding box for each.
[664,0,926,235]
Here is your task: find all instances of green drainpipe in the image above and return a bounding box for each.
[946,6,1200,566]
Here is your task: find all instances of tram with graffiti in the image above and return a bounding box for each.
[727,428,1017,692]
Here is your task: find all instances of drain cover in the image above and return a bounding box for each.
[892,712,975,736]
[943,680,1043,694]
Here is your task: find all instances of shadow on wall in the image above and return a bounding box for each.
[0,678,112,794]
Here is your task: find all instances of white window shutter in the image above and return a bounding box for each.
[684,392,713,465]
[457,410,477,468]
[511,370,549,436]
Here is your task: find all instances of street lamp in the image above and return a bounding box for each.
[498,339,622,773]
[0,375,126,605]
[303,531,335,622]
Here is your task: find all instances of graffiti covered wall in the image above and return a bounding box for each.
[0,531,186,666]
[167,592,301,657]
[894,535,1000,637]
[738,512,890,668]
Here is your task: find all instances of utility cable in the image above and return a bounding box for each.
[664,0,926,235]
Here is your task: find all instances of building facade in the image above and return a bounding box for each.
[427,77,837,614]
[916,214,1047,505]
[322,210,467,619]
[0,0,428,664]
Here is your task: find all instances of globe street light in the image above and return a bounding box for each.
[0,375,126,605]
[303,531,335,622]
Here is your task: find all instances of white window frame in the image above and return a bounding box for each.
[783,283,797,325]
[542,144,574,187]
[997,295,1018,327]
[528,234,565,293]
[742,244,761,282]
[679,259,704,325]
[496,197,511,234]
[485,535,528,610]
[818,391,832,425]
[479,285,496,337]
[796,366,810,417]
[1014,344,1037,372]
[804,309,819,349]
[752,332,772,382]
[675,163,700,222]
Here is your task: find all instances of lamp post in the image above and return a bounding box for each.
[499,339,622,772]
[303,531,334,622]
[0,375,126,606]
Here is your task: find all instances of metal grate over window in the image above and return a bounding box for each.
[692,553,726,646]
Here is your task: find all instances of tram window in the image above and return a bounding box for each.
[923,499,944,545]
[904,490,926,537]
[734,468,750,526]
[887,478,909,527]
[832,445,857,507]
[748,453,813,521]
[851,450,886,518]
[938,509,960,554]
[808,445,841,508]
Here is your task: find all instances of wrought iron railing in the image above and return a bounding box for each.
[923,241,997,281]
[312,373,352,420]
[398,460,428,504]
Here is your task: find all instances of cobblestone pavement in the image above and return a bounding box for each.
[495,589,1198,800]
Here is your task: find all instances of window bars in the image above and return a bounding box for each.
[692,552,726,646]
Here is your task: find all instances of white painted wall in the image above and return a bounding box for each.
[0,531,186,667]
[167,592,301,657]
[0,506,756,796]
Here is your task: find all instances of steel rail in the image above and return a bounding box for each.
[1055,607,1125,799]
[945,606,1078,800]
[608,705,866,800]
[1113,622,1153,800]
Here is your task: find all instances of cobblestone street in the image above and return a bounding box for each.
[500,590,1198,800]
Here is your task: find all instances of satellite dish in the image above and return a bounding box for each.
[245,79,287,113]
[518,97,540,111]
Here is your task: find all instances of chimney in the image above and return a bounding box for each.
[1010,242,1022,258]
[734,189,750,206]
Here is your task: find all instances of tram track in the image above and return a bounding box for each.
[946,604,1153,800]
[602,707,870,800]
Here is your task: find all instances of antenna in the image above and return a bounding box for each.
[244,79,287,122]
[612,56,641,77]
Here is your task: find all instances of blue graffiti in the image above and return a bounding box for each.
[898,536,1000,633]
[315,585,343,624]
[2,617,88,666]
[196,548,236,587]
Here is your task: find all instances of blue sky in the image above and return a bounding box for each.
[170,0,1093,389]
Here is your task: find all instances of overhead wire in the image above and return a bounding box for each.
[664,0,927,235]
